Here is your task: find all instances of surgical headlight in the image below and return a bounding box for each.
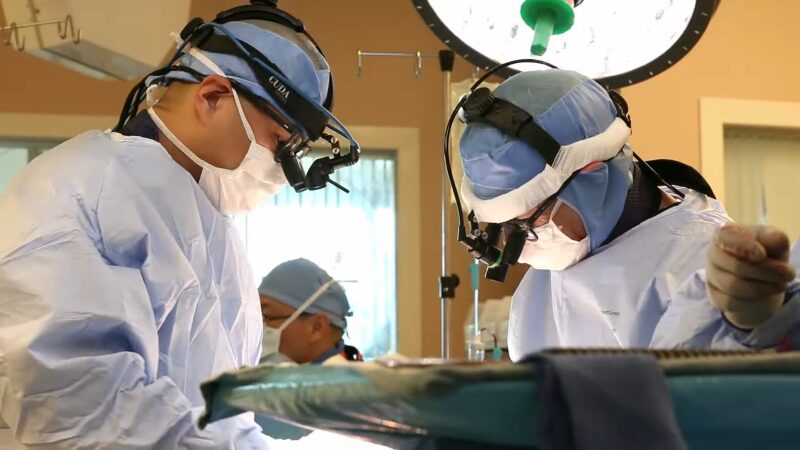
[235,90,355,193]
[276,131,354,193]
[113,0,360,194]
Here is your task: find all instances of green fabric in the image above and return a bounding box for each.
[201,352,800,447]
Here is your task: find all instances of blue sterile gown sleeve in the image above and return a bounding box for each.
[651,240,800,349]
[0,131,268,449]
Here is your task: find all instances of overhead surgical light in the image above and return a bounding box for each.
[412,0,720,88]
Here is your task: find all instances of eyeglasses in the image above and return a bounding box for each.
[503,169,582,242]
[504,193,559,242]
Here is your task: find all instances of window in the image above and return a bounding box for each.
[233,150,398,359]
[1,123,420,359]
[0,139,62,193]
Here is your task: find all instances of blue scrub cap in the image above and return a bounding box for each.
[148,21,330,128]
[460,69,618,199]
[459,69,633,251]
[258,258,352,330]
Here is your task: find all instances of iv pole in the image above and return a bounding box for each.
[438,50,458,359]
[356,49,462,359]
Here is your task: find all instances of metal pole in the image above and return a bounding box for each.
[467,260,482,360]
[1,17,70,31]
[358,51,438,58]
[356,50,438,77]
[473,262,479,336]
[440,67,452,359]
[438,50,457,359]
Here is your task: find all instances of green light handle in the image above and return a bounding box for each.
[531,10,555,56]
[521,0,576,56]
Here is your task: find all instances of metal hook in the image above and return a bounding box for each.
[356,49,363,77]
[57,15,81,44]
[2,22,25,51]
[415,51,423,77]
[0,24,8,47]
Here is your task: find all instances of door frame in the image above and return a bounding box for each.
[699,98,800,205]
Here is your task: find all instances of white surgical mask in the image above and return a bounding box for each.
[260,279,337,361]
[260,326,284,362]
[517,200,590,271]
[147,89,287,215]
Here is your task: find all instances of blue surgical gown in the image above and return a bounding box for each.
[509,189,800,360]
[651,242,800,349]
[0,131,268,448]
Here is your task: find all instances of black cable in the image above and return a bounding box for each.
[115,80,147,131]
[444,96,469,239]
[632,151,685,199]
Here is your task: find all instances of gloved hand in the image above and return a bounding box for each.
[707,224,796,330]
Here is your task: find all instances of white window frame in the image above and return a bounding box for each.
[0,113,424,357]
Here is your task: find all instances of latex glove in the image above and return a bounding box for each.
[707,224,796,329]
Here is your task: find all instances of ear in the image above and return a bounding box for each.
[308,313,330,342]
[194,75,233,125]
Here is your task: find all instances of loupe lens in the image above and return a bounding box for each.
[277,147,307,192]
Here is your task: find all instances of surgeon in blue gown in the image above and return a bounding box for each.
[458,69,800,360]
[0,4,354,448]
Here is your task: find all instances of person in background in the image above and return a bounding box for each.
[259,258,362,364]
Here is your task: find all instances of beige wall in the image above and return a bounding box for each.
[1,0,796,357]
[623,0,800,167]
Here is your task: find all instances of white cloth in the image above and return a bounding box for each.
[0,131,268,448]
[508,189,731,360]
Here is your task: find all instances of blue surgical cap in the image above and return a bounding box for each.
[150,20,330,131]
[460,70,618,199]
[258,258,352,330]
[459,69,633,251]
